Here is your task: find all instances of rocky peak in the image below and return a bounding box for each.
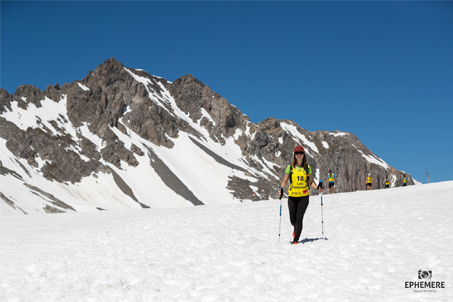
[0,89,14,113]
[173,74,203,86]
[82,57,128,88]
[13,84,46,108]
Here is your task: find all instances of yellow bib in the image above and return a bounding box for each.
[289,167,309,197]
[367,177,372,183]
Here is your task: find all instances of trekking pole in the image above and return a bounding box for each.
[278,187,283,243]
[317,181,324,236]
[321,193,324,236]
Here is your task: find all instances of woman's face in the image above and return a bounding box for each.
[294,152,304,160]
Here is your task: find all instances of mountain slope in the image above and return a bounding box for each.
[0,58,414,215]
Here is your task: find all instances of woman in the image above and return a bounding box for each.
[279,146,323,245]
[327,169,336,194]
[384,177,390,189]
[366,173,372,190]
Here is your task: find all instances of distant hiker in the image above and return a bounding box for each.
[278,146,323,245]
[327,170,336,194]
[366,174,372,190]
[403,175,407,187]
[384,177,390,189]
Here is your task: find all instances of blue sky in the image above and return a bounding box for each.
[1,1,452,184]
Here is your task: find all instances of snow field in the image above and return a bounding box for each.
[1,182,452,301]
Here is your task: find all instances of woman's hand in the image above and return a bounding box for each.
[278,187,283,198]
[279,174,289,198]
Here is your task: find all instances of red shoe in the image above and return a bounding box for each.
[291,241,298,245]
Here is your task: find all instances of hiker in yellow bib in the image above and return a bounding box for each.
[366,173,372,190]
[403,175,407,187]
[327,170,336,194]
[384,177,390,189]
[278,146,323,245]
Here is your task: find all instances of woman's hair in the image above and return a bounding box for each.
[291,152,308,170]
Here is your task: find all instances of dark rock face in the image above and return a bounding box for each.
[168,74,249,144]
[308,130,409,192]
[0,57,414,213]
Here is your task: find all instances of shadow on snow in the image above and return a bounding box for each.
[299,237,329,244]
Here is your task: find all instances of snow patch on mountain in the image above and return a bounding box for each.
[124,68,173,115]
[250,155,278,181]
[329,132,349,137]
[357,150,389,170]
[1,95,74,137]
[0,137,141,214]
[77,83,90,91]
[78,122,105,150]
[391,174,397,187]
[280,122,319,154]
[199,108,216,126]
[110,123,244,205]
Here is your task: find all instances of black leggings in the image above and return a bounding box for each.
[288,195,309,242]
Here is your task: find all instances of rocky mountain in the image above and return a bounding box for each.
[0,58,414,215]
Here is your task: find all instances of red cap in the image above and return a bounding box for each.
[294,146,305,153]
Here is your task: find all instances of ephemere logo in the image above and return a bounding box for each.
[405,270,446,293]
[418,270,432,280]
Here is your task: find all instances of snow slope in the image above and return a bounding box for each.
[1,181,452,301]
